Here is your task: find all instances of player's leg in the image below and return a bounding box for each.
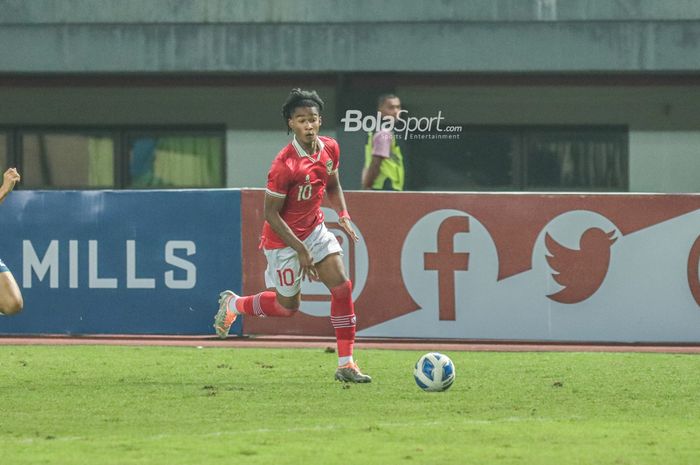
[226,289,300,318]
[214,247,299,338]
[235,245,301,316]
[314,249,371,383]
[0,266,23,316]
[314,252,353,358]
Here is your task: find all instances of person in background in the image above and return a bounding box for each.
[362,94,405,191]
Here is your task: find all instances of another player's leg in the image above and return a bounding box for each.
[0,267,23,316]
[315,253,371,383]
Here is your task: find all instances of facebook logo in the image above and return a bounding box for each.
[423,216,470,320]
[401,210,499,324]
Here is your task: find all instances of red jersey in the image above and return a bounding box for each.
[262,135,340,249]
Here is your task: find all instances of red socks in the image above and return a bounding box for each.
[234,281,357,362]
[330,281,356,359]
[233,291,296,317]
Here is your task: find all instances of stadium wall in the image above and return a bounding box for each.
[3,0,700,73]
[2,189,700,343]
[0,190,243,335]
[242,189,700,343]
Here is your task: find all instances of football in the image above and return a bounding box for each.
[413,352,455,392]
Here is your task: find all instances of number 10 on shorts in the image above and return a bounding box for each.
[276,268,295,286]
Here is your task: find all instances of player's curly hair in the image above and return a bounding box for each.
[281,88,324,133]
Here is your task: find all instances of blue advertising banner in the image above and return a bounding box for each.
[0,190,242,335]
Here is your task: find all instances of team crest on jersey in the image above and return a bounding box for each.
[305,174,310,183]
[326,160,333,175]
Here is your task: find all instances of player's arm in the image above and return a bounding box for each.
[263,193,318,280]
[326,172,359,242]
[361,156,382,190]
[0,168,20,204]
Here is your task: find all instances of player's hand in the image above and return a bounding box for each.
[338,217,359,242]
[297,247,319,281]
[2,168,20,191]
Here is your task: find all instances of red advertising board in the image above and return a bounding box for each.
[242,190,700,342]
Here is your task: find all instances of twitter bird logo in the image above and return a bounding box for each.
[545,228,618,304]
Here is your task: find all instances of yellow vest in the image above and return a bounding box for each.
[364,131,405,191]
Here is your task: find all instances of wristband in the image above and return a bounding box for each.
[338,210,351,221]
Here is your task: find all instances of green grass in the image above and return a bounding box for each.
[1,345,699,465]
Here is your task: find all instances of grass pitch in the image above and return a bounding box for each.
[1,345,699,465]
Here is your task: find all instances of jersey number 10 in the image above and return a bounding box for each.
[297,184,313,201]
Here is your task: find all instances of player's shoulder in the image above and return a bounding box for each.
[319,135,338,148]
[274,142,297,160]
[273,142,301,163]
[319,136,340,156]
[269,143,297,173]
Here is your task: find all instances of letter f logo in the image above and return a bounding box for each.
[423,216,470,320]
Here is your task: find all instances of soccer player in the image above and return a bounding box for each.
[0,167,24,316]
[214,89,371,383]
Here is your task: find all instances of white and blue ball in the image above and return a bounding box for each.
[413,352,455,392]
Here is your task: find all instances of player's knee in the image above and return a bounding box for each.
[330,280,352,300]
[274,297,299,317]
[0,295,23,316]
